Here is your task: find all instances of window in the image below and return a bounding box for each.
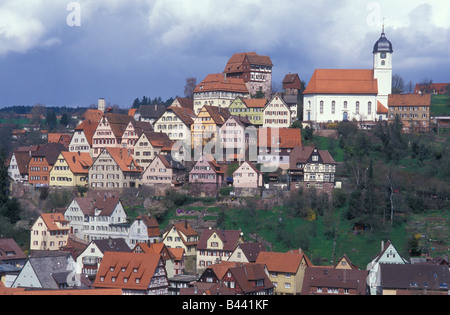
[332,101,335,114]
[368,102,372,114]
[356,101,360,114]
[320,101,324,114]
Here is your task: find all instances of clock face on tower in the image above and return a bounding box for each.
[381,53,387,59]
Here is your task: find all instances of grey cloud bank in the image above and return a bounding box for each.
[0,0,448,108]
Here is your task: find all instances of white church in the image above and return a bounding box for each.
[303,28,392,127]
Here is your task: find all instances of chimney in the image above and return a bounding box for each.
[381,240,385,251]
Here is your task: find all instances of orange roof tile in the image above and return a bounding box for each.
[60,151,93,174]
[388,93,431,107]
[40,213,70,232]
[93,252,162,291]
[104,148,142,173]
[242,98,267,108]
[304,69,378,95]
[194,73,249,94]
[258,128,302,148]
[224,52,273,73]
[377,101,388,114]
[256,250,313,274]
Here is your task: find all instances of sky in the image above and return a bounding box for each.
[0,0,449,108]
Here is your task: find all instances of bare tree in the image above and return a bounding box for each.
[30,103,46,124]
[184,77,197,100]
[392,74,405,94]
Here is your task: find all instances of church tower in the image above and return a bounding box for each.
[373,26,393,105]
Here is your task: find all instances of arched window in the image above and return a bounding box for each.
[332,101,336,114]
[381,60,385,66]
[344,101,348,109]
[368,102,372,114]
[343,112,348,121]
[356,101,360,114]
[320,101,324,114]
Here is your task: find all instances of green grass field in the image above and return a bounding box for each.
[431,95,450,116]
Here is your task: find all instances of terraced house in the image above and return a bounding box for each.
[89,148,142,189]
[228,97,266,126]
[263,94,292,128]
[28,143,66,188]
[69,119,98,156]
[92,113,133,158]
[49,151,93,188]
[133,131,173,170]
[153,106,196,144]
[191,105,230,149]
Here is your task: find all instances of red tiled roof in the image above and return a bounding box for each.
[93,252,162,291]
[377,101,388,114]
[304,69,378,95]
[224,52,273,73]
[258,128,302,148]
[60,151,93,174]
[388,93,432,107]
[194,73,249,94]
[256,250,313,274]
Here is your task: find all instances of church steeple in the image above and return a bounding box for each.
[373,24,393,102]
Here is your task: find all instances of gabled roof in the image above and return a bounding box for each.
[379,264,450,291]
[103,113,134,138]
[235,161,262,176]
[229,263,274,293]
[156,154,185,171]
[172,97,194,110]
[234,242,267,263]
[388,93,432,107]
[242,98,267,108]
[197,106,231,126]
[197,229,242,252]
[258,128,302,149]
[92,197,122,217]
[39,213,70,232]
[301,267,368,295]
[377,101,389,114]
[31,143,66,165]
[138,104,166,120]
[304,69,378,95]
[0,239,26,262]
[191,154,224,175]
[135,215,160,238]
[140,131,173,149]
[194,73,249,94]
[102,148,142,173]
[283,73,302,89]
[81,109,103,122]
[223,115,252,128]
[17,251,75,290]
[60,151,93,174]
[75,119,99,146]
[256,250,313,274]
[166,106,196,126]
[69,197,123,217]
[93,252,162,291]
[92,238,130,254]
[224,52,273,73]
[370,240,409,264]
[11,151,32,175]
